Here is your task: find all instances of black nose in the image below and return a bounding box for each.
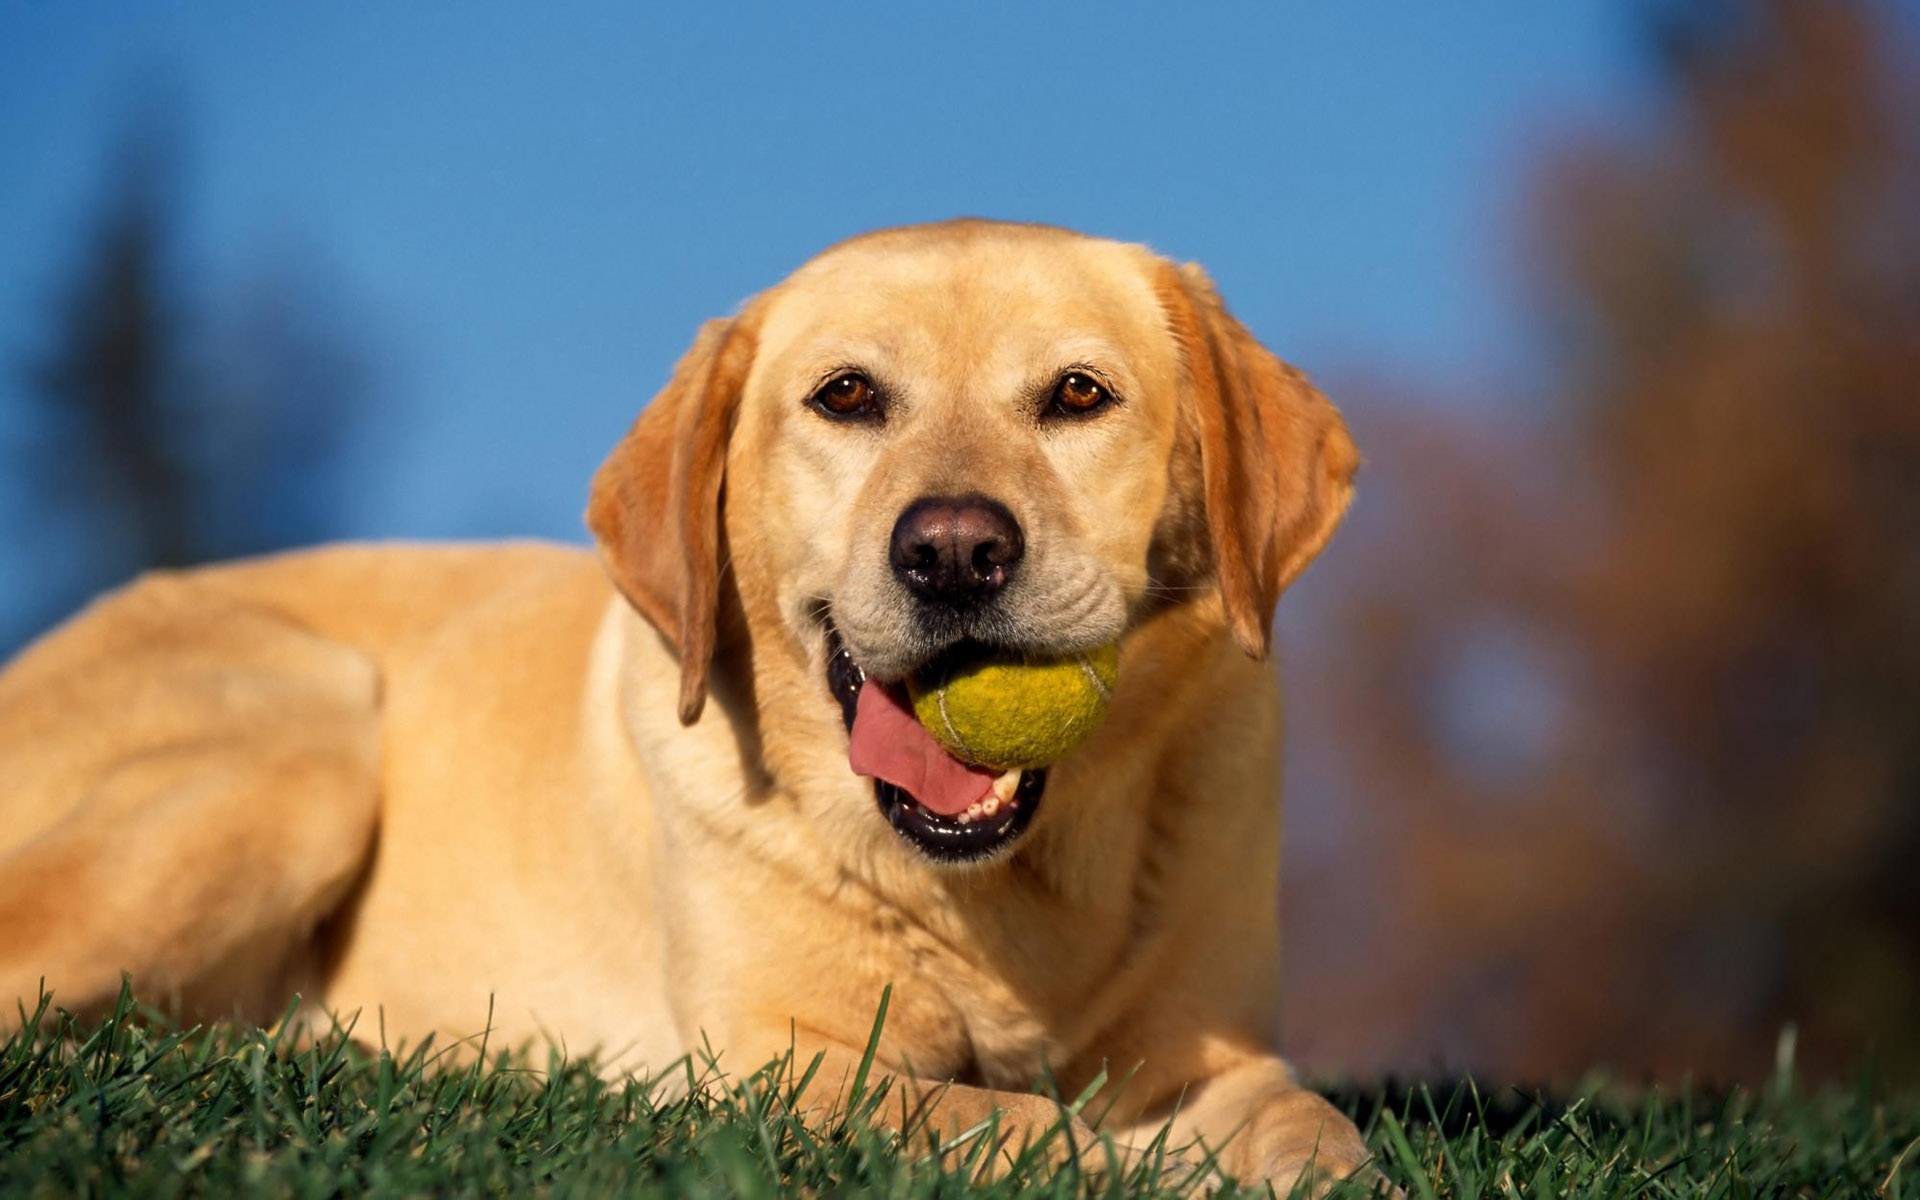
[889,494,1024,605]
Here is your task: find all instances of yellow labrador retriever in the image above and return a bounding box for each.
[0,220,1369,1189]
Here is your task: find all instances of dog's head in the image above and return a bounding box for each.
[588,220,1356,865]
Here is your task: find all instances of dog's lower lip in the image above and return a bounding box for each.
[873,771,1044,863]
[822,616,1046,862]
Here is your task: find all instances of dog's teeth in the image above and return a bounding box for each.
[982,795,1000,817]
[990,769,1022,805]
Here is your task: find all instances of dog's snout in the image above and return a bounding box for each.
[889,495,1024,605]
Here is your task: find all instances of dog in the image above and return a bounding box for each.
[0,219,1371,1190]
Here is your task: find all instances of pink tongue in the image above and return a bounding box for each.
[848,680,996,816]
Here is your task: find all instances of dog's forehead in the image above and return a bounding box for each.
[752,225,1170,381]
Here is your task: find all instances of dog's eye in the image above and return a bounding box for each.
[1049,372,1113,417]
[811,373,879,420]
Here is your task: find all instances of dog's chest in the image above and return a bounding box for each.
[870,892,1124,1090]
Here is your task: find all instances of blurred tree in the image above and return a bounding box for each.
[192,249,374,558]
[27,110,198,573]
[1541,0,1920,1079]
[1285,0,1920,1085]
[11,105,370,653]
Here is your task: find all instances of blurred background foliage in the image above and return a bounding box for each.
[16,100,371,637]
[1283,0,1920,1085]
[3,0,1915,1088]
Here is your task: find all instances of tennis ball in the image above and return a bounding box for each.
[907,643,1119,770]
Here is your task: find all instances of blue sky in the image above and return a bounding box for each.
[0,2,1650,636]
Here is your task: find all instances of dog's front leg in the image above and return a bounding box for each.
[1119,1055,1383,1196]
[723,1029,1124,1180]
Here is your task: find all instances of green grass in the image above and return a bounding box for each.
[2,988,1915,1198]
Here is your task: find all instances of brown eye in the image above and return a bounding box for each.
[812,373,877,420]
[1051,371,1112,416]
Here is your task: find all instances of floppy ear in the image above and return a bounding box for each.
[586,314,758,725]
[1155,261,1360,659]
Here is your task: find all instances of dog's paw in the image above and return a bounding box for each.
[913,1093,1105,1183]
[1254,1148,1400,1199]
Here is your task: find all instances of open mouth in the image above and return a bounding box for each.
[824,621,1045,863]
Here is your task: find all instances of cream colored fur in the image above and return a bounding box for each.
[0,221,1375,1192]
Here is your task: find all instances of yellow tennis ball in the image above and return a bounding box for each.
[907,643,1119,770]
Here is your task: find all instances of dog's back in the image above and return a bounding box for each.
[0,541,669,1039]
[0,542,595,841]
